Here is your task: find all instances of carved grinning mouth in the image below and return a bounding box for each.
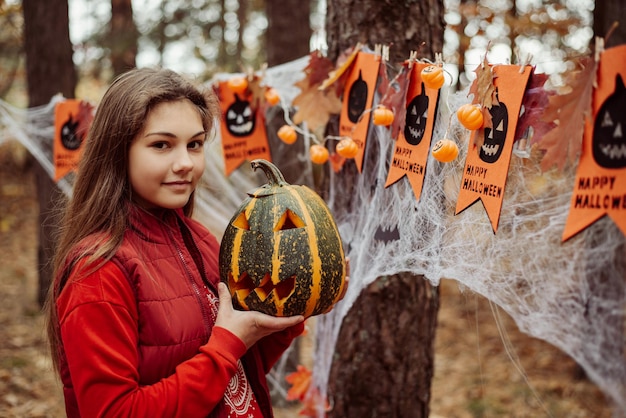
[599,143,626,160]
[228,121,253,135]
[407,126,425,140]
[229,272,296,304]
[481,143,500,156]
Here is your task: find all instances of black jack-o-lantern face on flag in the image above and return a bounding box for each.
[404,83,430,146]
[592,74,626,169]
[226,94,255,137]
[60,114,84,151]
[347,70,368,123]
[480,92,509,164]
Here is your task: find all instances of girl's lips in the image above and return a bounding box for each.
[163,181,192,191]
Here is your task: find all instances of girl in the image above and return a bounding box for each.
[46,67,305,417]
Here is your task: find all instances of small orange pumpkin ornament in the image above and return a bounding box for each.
[265,88,280,106]
[372,106,394,126]
[335,137,359,159]
[227,76,248,94]
[277,125,298,144]
[310,144,329,164]
[421,65,445,90]
[431,138,459,163]
[456,103,484,130]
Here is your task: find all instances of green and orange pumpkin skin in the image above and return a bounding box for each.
[219,159,346,318]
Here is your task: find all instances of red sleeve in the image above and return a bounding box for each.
[255,322,305,373]
[58,261,247,418]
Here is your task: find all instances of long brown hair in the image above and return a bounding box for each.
[45,67,220,371]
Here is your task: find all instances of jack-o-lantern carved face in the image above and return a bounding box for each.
[404,83,430,146]
[593,74,626,169]
[347,70,368,123]
[226,94,255,137]
[480,92,508,164]
[219,159,346,318]
[60,115,83,150]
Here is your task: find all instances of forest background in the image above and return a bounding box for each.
[0,0,624,417]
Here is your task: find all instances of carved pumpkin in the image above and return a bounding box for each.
[421,65,445,90]
[480,91,508,164]
[592,74,626,169]
[347,70,368,123]
[60,115,83,151]
[404,84,430,146]
[431,138,459,163]
[226,94,255,137]
[335,137,359,158]
[219,159,346,318]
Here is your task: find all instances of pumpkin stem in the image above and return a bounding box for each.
[250,159,288,186]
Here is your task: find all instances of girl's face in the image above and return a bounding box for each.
[129,99,206,210]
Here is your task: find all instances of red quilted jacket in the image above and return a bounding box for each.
[56,205,304,417]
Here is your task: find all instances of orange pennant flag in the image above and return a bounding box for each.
[53,99,93,181]
[217,80,271,176]
[384,62,440,200]
[562,44,626,241]
[338,51,381,173]
[455,65,532,233]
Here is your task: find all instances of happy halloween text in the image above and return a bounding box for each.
[462,165,501,198]
[223,140,266,159]
[391,146,424,174]
[573,175,626,210]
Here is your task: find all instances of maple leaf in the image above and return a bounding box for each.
[537,56,596,172]
[292,53,343,137]
[285,365,312,401]
[304,51,337,88]
[468,54,498,109]
[319,43,362,91]
[514,71,557,145]
[328,151,346,173]
[468,54,498,139]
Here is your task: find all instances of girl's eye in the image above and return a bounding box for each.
[151,141,170,150]
[188,140,205,150]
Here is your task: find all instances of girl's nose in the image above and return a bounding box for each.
[173,149,194,172]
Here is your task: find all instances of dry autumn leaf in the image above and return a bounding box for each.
[514,71,557,146]
[319,43,362,91]
[468,54,498,139]
[285,365,312,401]
[292,52,343,137]
[537,56,596,172]
[468,54,498,108]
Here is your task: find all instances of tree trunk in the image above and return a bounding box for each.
[594,0,626,49]
[328,273,439,417]
[109,0,138,77]
[324,0,444,416]
[266,0,311,66]
[22,0,77,307]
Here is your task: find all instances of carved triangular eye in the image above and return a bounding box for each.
[274,209,305,231]
[232,212,250,230]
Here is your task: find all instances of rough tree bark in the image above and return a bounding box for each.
[266,0,311,67]
[109,0,138,77]
[324,0,445,416]
[22,0,77,307]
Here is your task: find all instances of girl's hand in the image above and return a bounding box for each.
[215,282,304,349]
